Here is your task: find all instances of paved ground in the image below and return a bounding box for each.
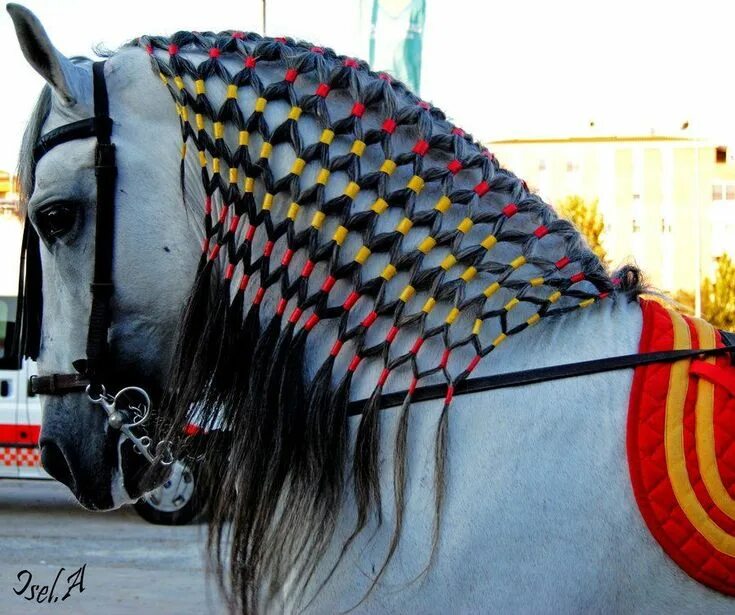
[0,479,225,614]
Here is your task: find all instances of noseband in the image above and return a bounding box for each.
[16,61,171,465]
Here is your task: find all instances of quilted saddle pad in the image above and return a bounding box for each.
[628,298,735,594]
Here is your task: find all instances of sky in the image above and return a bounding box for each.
[2,0,735,172]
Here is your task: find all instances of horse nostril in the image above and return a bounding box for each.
[40,440,76,492]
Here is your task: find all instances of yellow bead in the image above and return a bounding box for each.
[510,255,526,269]
[351,140,366,156]
[195,114,205,131]
[214,122,224,139]
[259,142,272,159]
[159,73,169,85]
[290,158,306,176]
[380,264,397,280]
[195,79,206,95]
[380,160,397,175]
[407,175,425,193]
[354,246,371,264]
[212,158,220,173]
[244,177,255,193]
[311,211,326,229]
[262,193,274,211]
[418,237,436,254]
[229,168,238,184]
[492,333,507,347]
[548,291,562,303]
[483,281,500,298]
[288,106,302,121]
[287,202,300,220]
[174,76,185,90]
[457,218,474,234]
[504,298,519,312]
[332,226,348,245]
[422,297,436,313]
[316,168,330,185]
[399,285,416,303]
[226,84,238,99]
[530,277,544,287]
[445,307,460,324]
[472,319,483,336]
[434,196,451,213]
[395,218,413,235]
[527,313,541,326]
[440,254,457,270]
[481,234,497,250]
[579,298,595,308]
[239,131,249,146]
[343,181,360,199]
[320,129,335,145]
[255,97,267,112]
[198,151,207,167]
[371,198,388,214]
[460,266,477,282]
[181,143,187,158]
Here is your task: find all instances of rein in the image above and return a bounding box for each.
[347,339,735,415]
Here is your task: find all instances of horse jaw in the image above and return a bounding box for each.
[7,3,90,106]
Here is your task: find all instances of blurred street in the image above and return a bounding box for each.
[0,480,224,614]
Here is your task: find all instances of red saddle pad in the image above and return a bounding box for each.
[628,299,735,594]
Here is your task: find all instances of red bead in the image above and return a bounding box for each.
[245,225,256,242]
[209,48,220,58]
[244,56,256,68]
[412,139,430,156]
[263,241,274,257]
[381,118,397,134]
[224,263,235,280]
[378,72,392,82]
[343,291,360,310]
[451,127,465,137]
[467,355,481,373]
[315,83,330,97]
[281,249,294,266]
[228,215,240,234]
[440,349,450,368]
[284,68,298,83]
[474,181,490,197]
[330,339,343,356]
[167,43,179,55]
[348,355,362,372]
[447,159,463,175]
[502,203,518,217]
[311,46,324,54]
[377,368,390,387]
[417,101,431,110]
[533,225,549,239]
[321,275,336,292]
[208,244,220,261]
[276,298,287,315]
[343,58,358,68]
[238,274,250,291]
[275,36,287,43]
[361,311,378,328]
[410,338,424,354]
[145,44,154,55]
[232,31,245,39]
[301,260,315,277]
[444,385,454,405]
[304,314,320,330]
[555,256,571,270]
[288,307,303,324]
[386,326,399,343]
[351,102,366,117]
[570,272,586,283]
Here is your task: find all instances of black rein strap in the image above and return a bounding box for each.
[345,342,735,416]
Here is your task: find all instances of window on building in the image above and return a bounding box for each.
[712,182,735,202]
[716,146,728,164]
[713,184,724,200]
[727,184,735,200]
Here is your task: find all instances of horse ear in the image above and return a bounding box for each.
[7,3,84,106]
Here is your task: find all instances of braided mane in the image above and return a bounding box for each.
[131,30,616,612]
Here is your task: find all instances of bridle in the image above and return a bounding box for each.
[15,61,172,465]
[15,61,735,436]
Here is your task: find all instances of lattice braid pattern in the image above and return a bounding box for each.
[135,30,615,607]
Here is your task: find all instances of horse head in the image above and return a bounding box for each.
[8,4,199,510]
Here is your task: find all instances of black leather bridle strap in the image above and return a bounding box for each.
[346,343,735,416]
[84,61,116,380]
[28,60,116,395]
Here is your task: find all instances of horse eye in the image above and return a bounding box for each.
[36,202,77,242]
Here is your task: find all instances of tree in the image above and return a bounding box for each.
[675,254,735,330]
[556,195,607,263]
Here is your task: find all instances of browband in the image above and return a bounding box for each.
[33,116,112,163]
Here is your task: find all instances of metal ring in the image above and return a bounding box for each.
[86,383,106,402]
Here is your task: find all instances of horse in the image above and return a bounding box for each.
[9,3,735,613]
